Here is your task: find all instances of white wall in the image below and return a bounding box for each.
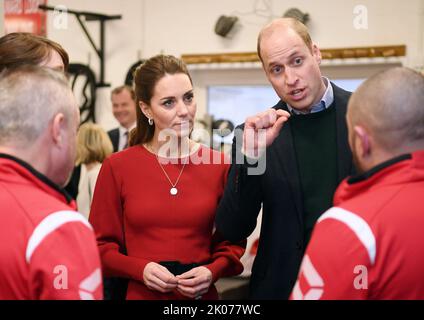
[47,0,145,130]
[43,0,424,129]
[144,0,423,67]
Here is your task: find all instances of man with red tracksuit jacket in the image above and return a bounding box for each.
[292,67,424,300]
[0,67,102,300]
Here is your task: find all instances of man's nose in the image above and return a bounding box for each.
[285,67,298,86]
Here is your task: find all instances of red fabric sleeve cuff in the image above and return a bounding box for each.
[101,249,150,282]
[205,257,231,283]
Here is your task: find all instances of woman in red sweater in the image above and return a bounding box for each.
[89,55,245,300]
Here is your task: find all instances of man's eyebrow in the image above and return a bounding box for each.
[267,50,302,67]
[287,51,301,59]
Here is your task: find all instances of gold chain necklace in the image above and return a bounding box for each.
[156,155,188,196]
[144,143,189,196]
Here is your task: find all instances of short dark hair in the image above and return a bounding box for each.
[349,67,424,151]
[111,85,136,101]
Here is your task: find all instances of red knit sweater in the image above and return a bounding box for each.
[89,145,245,300]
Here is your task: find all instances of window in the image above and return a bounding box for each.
[331,79,365,92]
[208,85,278,144]
[207,79,364,145]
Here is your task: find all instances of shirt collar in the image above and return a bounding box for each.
[287,77,334,115]
[119,123,136,136]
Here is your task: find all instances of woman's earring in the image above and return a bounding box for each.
[148,118,154,126]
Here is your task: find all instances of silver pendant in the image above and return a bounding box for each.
[170,187,178,196]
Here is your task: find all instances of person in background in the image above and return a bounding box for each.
[215,17,354,299]
[292,67,424,300]
[108,85,137,153]
[0,66,102,299]
[89,54,245,300]
[75,123,113,219]
[0,32,82,202]
[0,32,69,73]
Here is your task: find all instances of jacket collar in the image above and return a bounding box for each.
[348,154,411,184]
[334,151,424,206]
[0,153,73,205]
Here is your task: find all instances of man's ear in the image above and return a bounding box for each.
[312,43,322,65]
[139,101,151,119]
[51,113,66,146]
[353,125,371,157]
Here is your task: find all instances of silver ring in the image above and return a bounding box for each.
[195,295,202,300]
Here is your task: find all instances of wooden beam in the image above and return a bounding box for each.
[181,45,406,64]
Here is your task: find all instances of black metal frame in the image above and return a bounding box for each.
[68,63,97,123]
[39,4,122,87]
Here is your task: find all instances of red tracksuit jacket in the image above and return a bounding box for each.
[0,154,103,300]
[292,151,424,299]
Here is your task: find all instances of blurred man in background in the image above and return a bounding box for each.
[108,85,137,152]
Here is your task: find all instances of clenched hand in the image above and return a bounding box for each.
[143,262,178,293]
[243,109,291,158]
[176,266,213,299]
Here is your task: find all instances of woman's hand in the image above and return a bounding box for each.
[143,262,178,293]
[176,266,213,299]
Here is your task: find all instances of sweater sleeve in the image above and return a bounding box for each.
[205,231,246,283]
[89,158,150,282]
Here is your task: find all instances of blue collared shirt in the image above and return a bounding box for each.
[287,77,334,115]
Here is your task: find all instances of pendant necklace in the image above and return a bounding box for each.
[144,143,190,196]
[155,154,188,196]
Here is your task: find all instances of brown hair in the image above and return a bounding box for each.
[111,85,136,101]
[0,32,69,72]
[257,18,313,62]
[129,54,192,146]
[76,123,113,165]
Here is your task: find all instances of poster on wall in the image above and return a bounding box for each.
[4,0,47,35]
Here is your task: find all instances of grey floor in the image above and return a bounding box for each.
[215,276,250,300]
